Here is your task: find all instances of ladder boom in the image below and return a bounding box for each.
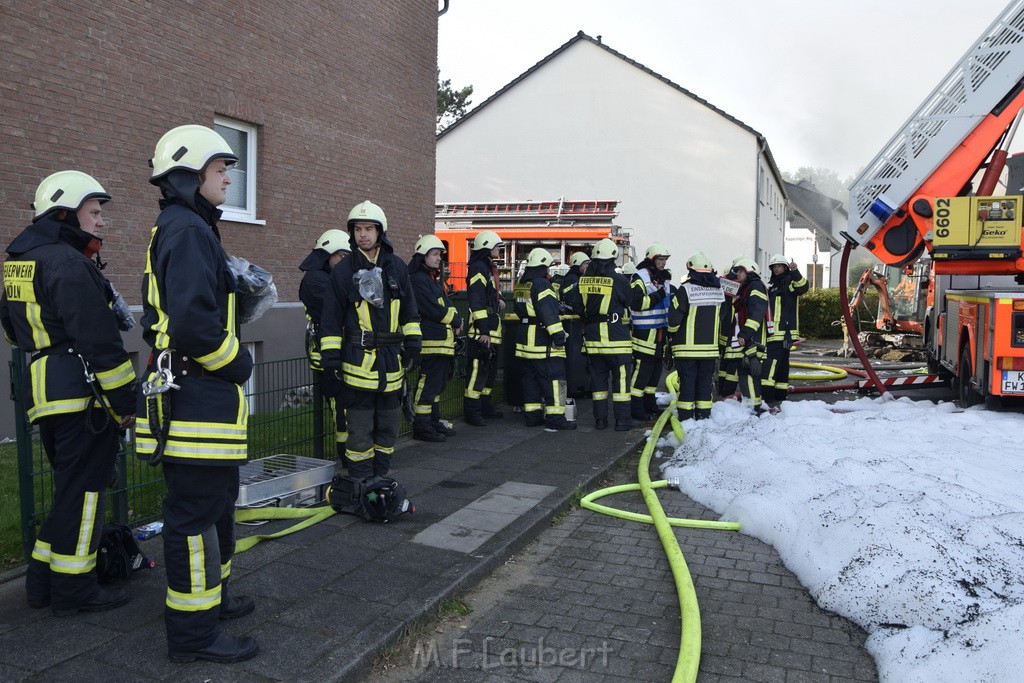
[844,1,1024,248]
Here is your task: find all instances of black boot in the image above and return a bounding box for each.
[677,408,693,421]
[524,411,544,427]
[413,415,446,442]
[630,396,648,421]
[432,405,456,436]
[614,402,634,431]
[643,393,660,419]
[464,398,486,426]
[545,415,577,431]
[481,396,504,419]
[594,399,609,431]
[220,580,255,620]
[52,585,130,617]
[169,633,259,663]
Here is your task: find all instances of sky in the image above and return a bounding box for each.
[438,0,1016,181]
[658,397,1024,682]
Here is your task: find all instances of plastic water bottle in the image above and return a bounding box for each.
[136,521,164,540]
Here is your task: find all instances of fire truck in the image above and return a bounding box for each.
[843,0,1024,406]
[434,198,635,291]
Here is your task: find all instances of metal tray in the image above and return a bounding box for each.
[236,454,334,507]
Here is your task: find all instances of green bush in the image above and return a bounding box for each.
[799,288,881,339]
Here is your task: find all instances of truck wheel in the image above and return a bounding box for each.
[958,346,982,408]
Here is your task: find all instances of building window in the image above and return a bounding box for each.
[214,118,263,224]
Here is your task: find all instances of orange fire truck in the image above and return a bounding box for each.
[843,1,1024,406]
[434,199,635,291]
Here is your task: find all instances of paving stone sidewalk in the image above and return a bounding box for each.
[367,450,880,683]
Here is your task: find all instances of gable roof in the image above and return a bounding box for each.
[438,31,787,195]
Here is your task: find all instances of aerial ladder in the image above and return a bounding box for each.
[841,0,1024,404]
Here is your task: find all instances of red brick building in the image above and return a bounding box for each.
[0,1,438,436]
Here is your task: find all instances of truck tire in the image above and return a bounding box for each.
[958,345,982,408]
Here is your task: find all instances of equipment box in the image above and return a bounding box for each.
[237,454,334,507]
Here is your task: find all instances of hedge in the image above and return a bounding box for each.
[798,288,881,339]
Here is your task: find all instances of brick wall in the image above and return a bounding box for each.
[0,0,438,302]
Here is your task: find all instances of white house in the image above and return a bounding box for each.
[436,31,787,275]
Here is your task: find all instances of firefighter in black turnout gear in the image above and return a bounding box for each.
[558,251,590,315]
[726,256,769,413]
[580,238,664,431]
[320,200,421,479]
[668,252,730,421]
[629,243,673,421]
[762,254,809,411]
[514,248,575,430]
[1,171,136,616]
[463,230,505,425]
[138,125,258,663]
[408,235,462,441]
[299,229,351,466]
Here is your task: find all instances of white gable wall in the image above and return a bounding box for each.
[437,39,785,274]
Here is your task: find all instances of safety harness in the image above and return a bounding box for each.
[141,349,180,466]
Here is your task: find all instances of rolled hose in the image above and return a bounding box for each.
[581,408,740,682]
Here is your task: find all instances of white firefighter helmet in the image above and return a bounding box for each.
[686,251,714,272]
[769,253,789,267]
[347,200,388,232]
[315,229,350,254]
[568,252,591,267]
[415,234,447,255]
[621,261,637,276]
[472,230,504,251]
[732,255,759,273]
[592,238,618,260]
[645,242,671,260]
[149,125,238,182]
[526,248,553,268]
[32,170,111,219]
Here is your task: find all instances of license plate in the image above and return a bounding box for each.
[1001,370,1024,394]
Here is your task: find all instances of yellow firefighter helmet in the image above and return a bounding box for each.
[347,200,388,232]
[150,125,238,182]
[472,230,504,251]
[526,248,553,268]
[415,234,447,255]
[32,170,111,219]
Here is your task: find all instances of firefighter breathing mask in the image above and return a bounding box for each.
[354,267,385,307]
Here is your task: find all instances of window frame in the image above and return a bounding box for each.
[214,117,265,225]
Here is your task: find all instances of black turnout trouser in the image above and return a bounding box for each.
[27,409,119,611]
[673,357,716,420]
[162,463,239,651]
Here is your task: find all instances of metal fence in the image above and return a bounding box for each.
[9,334,503,561]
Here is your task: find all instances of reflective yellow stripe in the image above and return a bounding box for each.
[321,335,342,351]
[76,491,99,558]
[144,226,172,350]
[469,273,488,286]
[440,305,456,324]
[95,359,136,390]
[348,446,374,462]
[26,302,51,349]
[195,334,239,371]
[166,584,221,612]
[470,309,488,321]
[221,560,231,580]
[188,534,205,592]
[31,540,51,564]
[27,397,94,422]
[50,549,97,574]
[403,322,421,336]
